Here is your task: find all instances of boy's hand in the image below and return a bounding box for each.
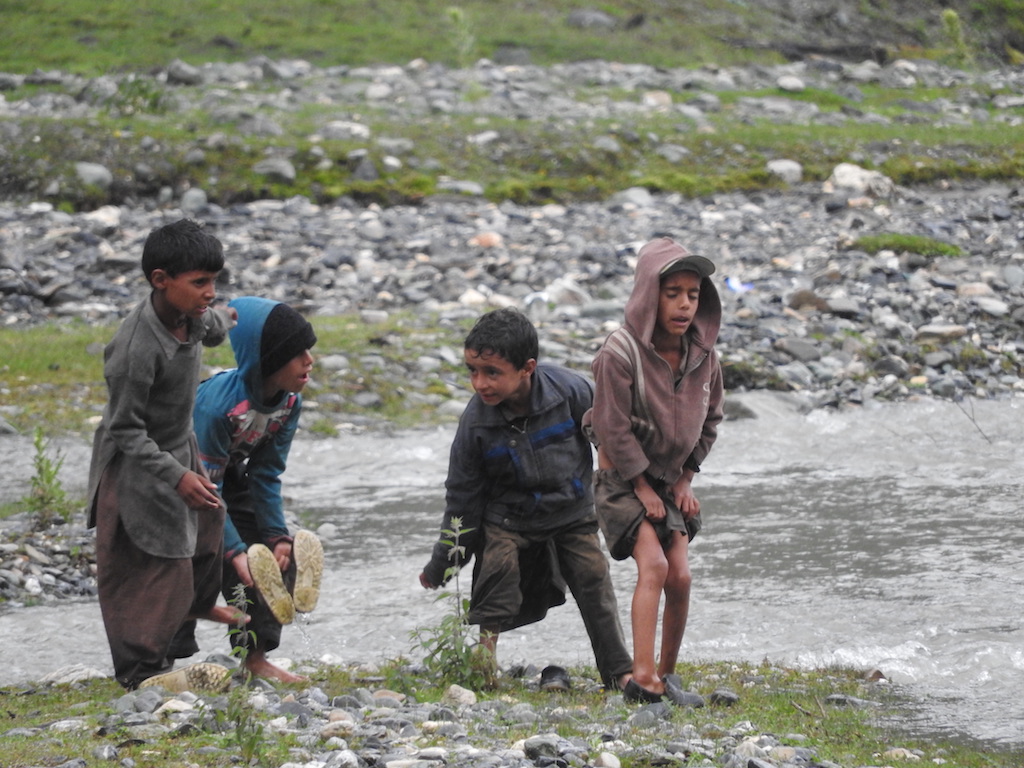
[217,305,239,328]
[672,477,700,519]
[176,470,222,510]
[636,484,666,520]
[419,572,438,590]
[272,540,293,572]
[233,552,254,587]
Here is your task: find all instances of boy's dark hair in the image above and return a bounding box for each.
[141,219,225,282]
[464,307,538,370]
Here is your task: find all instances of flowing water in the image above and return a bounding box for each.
[1,393,1022,750]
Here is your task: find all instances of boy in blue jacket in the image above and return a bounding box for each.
[193,296,324,682]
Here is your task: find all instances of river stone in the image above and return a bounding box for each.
[75,162,113,189]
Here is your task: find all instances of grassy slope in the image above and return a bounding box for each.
[1,0,1022,74]
[1,1,1022,209]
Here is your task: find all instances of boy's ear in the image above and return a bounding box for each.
[522,358,537,375]
[149,268,168,289]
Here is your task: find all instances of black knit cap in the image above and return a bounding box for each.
[260,304,317,378]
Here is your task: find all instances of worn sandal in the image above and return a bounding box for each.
[292,530,323,614]
[248,543,295,624]
[539,665,572,692]
[138,662,231,694]
[623,678,665,704]
[664,673,706,708]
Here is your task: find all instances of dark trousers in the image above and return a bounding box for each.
[470,516,633,689]
[95,461,224,688]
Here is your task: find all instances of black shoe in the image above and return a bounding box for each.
[663,674,706,708]
[622,678,664,704]
[539,665,571,692]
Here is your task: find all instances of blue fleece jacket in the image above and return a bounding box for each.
[194,296,301,559]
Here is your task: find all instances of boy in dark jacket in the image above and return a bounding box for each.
[420,308,632,691]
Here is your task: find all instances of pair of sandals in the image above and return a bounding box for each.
[247,530,324,624]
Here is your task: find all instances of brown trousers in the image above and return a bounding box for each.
[95,460,224,688]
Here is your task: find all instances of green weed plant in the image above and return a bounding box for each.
[25,426,77,528]
[213,583,267,765]
[409,516,496,689]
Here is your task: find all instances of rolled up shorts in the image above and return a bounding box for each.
[593,468,701,561]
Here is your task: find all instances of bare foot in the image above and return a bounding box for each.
[191,605,250,625]
[245,655,307,684]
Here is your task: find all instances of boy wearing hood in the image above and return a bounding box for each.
[192,296,324,683]
[583,238,724,704]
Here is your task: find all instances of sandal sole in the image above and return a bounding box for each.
[139,662,231,693]
[248,543,295,624]
[292,530,323,614]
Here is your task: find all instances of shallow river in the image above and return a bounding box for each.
[1,393,1022,750]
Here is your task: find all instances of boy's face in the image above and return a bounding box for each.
[151,269,219,319]
[464,348,535,410]
[264,349,315,396]
[657,270,702,338]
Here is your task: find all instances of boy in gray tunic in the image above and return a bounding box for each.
[87,219,239,691]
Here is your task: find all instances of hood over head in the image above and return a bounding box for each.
[623,237,722,351]
[228,296,317,405]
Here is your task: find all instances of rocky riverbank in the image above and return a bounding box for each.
[5,656,906,768]
[2,56,1024,418]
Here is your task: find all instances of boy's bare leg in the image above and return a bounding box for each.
[244,649,307,683]
[630,523,669,693]
[474,626,500,688]
[657,532,692,678]
[480,626,500,656]
[191,605,250,624]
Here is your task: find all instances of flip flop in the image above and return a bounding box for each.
[292,530,323,614]
[248,543,295,625]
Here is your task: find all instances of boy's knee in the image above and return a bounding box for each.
[638,555,670,584]
[666,567,691,595]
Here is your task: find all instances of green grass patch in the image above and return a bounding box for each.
[851,233,963,257]
[0,320,111,435]
[0,311,470,439]
[0,0,783,75]
[4,1,1019,77]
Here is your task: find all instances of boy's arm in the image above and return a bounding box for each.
[421,428,484,588]
[201,305,237,348]
[245,409,299,547]
[590,351,650,481]
[194,401,246,557]
[105,362,190,492]
[687,354,724,469]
